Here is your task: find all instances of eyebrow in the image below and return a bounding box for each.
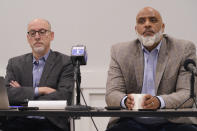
[138,15,157,19]
[28,28,49,31]
[137,16,159,21]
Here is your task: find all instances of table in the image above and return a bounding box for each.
[0,108,197,117]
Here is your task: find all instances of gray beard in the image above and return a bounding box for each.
[136,30,163,47]
[33,46,45,54]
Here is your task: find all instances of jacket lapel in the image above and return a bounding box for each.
[155,37,169,93]
[134,41,144,92]
[24,54,33,86]
[39,51,56,86]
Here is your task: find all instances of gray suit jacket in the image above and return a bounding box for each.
[106,34,197,127]
[5,50,74,131]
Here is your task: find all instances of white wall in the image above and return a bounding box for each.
[1,0,197,78]
[1,0,197,130]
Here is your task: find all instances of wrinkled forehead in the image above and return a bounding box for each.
[136,7,162,21]
[27,19,51,31]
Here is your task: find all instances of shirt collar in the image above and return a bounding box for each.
[33,50,51,64]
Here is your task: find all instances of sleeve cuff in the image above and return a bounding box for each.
[156,96,165,109]
[121,96,128,108]
[34,87,39,97]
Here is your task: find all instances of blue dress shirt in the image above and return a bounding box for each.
[121,41,167,124]
[28,50,50,119]
[33,50,50,97]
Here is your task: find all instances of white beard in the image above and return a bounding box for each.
[136,30,163,47]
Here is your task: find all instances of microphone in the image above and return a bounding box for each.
[71,45,87,65]
[66,45,92,111]
[176,59,197,110]
[184,59,197,76]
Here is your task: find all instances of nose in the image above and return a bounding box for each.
[144,20,151,28]
[34,32,41,39]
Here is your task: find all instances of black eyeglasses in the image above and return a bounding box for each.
[27,29,50,37]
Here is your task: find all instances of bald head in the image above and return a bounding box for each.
[135,7,165,51]
[27,18,51,32]
[135,7,165,37]
[27,18,54,60]
[136,7,163,23]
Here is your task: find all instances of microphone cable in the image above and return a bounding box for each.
[76,80,99,131]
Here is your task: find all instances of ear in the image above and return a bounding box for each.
[135,26,139,34]
[162,23,165,33]
[27,34,30,43]
[50,32,54,41]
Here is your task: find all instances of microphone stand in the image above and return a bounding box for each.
[65,60,91,111]
[176,72,197,110]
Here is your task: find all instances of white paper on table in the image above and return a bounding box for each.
[28,100,67,109]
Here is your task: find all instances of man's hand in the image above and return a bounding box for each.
[9,80,21,88]
[142,94,160,109]
[125,94,135,110]
[38,87,56,95]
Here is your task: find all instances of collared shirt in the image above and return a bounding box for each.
[141,42,165,109]
[33,50,50,97]
[133,41,167,124]
[29,50,50,119]
[121,41,167,124]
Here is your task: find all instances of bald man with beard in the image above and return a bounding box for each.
[106,7,197,131]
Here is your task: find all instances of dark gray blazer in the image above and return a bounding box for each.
[106,34,197,127]
[5,50,74,131]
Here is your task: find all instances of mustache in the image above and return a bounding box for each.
[143,29,155,35]
[33,41,43,45]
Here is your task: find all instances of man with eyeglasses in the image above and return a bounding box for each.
[0,18,74,131]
